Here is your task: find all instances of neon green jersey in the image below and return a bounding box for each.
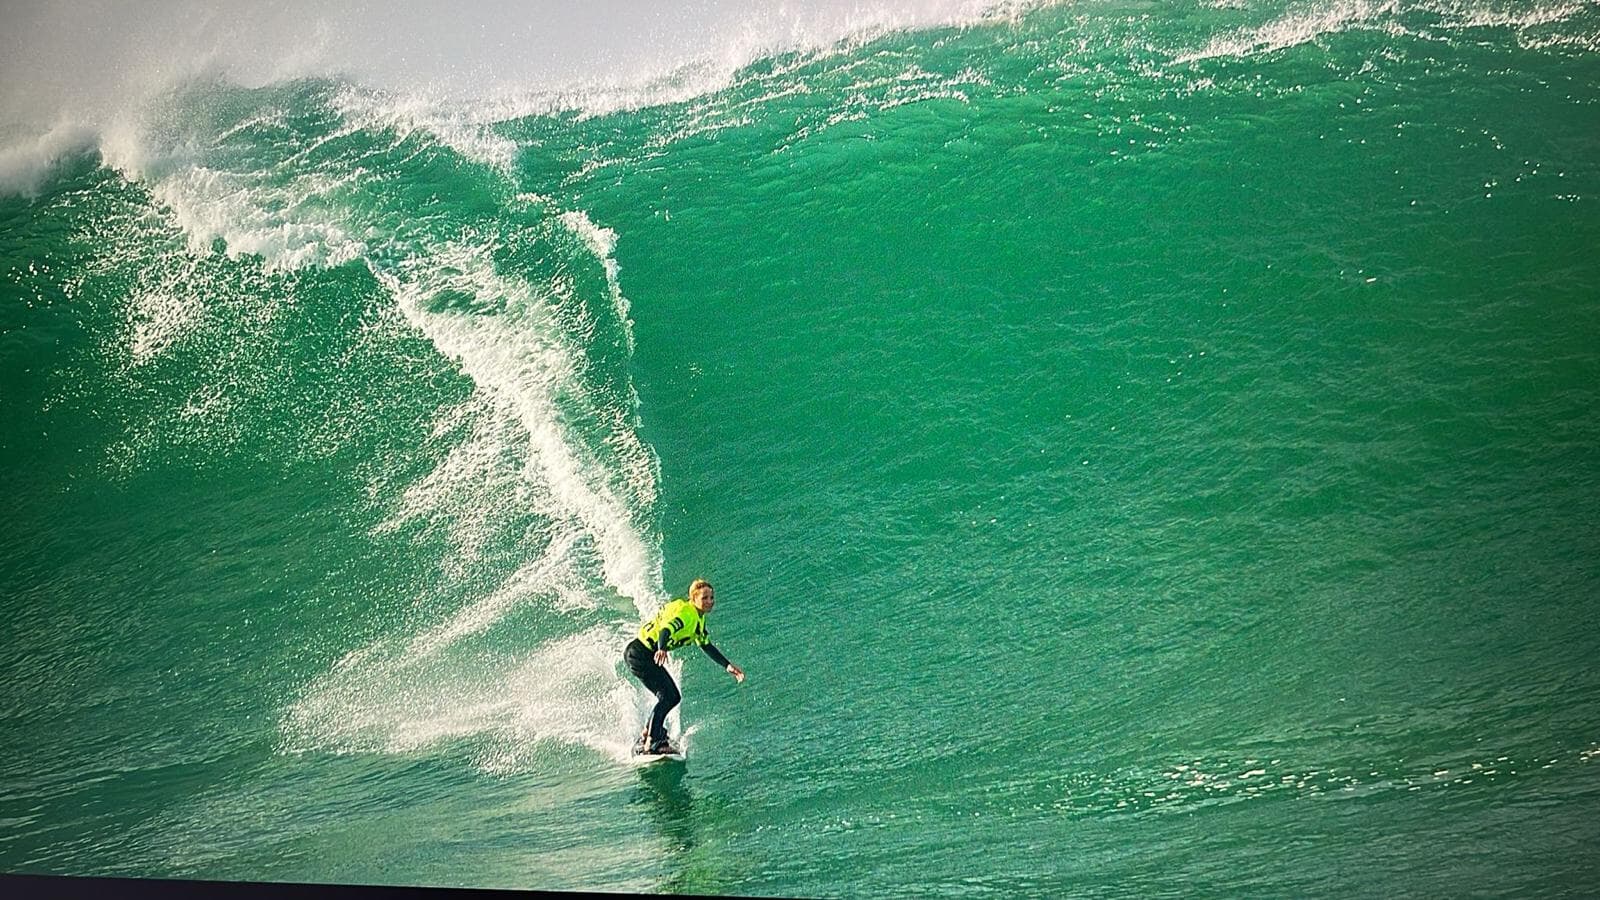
[638,599,709,652]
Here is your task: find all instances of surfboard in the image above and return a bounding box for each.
[629,724,691,764]
[631,748,685,764]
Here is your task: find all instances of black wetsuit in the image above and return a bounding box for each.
[624,635,730,749]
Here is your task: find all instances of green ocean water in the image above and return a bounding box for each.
[4,1,1600,895]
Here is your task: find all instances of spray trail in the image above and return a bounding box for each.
[34,73,671,764]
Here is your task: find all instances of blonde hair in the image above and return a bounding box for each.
[688,579,713,596]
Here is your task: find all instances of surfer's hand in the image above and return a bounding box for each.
[654,649,668,666]
[727,664,744,683]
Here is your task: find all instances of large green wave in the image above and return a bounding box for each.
[4,1,1599,893]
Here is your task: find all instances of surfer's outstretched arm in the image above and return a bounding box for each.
[702,643,745,682]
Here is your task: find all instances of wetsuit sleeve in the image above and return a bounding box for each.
[701,642,731,668]
[655,627,671,650]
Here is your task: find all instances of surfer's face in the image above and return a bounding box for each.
[691,584,715,613]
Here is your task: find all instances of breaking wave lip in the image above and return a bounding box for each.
[1171,0,1599,64]
[1173,0,1402,64]
[449,0,1041,119]
[0,122,98,196]
[0,0,1038,194]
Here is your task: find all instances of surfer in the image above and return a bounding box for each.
[625,579,744,755]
